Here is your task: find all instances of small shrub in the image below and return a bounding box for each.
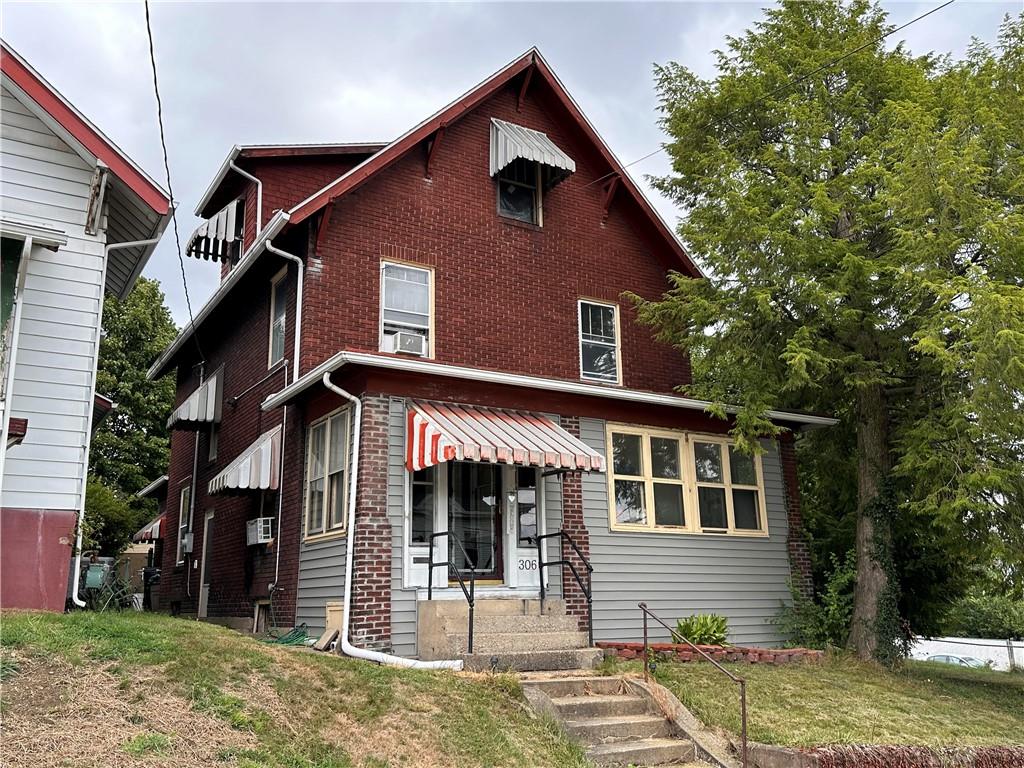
[675,613,729,646]
[774,550,856,649]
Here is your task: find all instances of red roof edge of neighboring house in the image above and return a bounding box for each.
[286,47,702,279]
[6,417,28,448]
[0,40,170,216]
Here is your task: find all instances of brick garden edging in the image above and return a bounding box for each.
[598,641,825,665]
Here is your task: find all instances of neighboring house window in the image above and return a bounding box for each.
[497,158,541,224]
[268,268,287,367]
[176,484,192,563]
[410,467,434,545]
[208,425,218,462]
[380,261,432,356]
[579,300,620,383]
[606,426,767,535]
[306,408,350,537]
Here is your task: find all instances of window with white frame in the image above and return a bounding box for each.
[380,261,432,355]
[268,268,287,367]
[579,300,620,383]
[606,425,767,535]
[497,158,541,225]
[305,409,349,537]
[208,424,219,462]
[176,484,192,563]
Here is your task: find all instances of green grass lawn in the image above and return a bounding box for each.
[602,654,1024,748]
[0,611,588,768]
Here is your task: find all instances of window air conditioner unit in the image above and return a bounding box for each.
[247,517,275,546]
[394,331,426,356]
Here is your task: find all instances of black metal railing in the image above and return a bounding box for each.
[537,530,594,646]
[427,531,477,653]
[638,602,747,768]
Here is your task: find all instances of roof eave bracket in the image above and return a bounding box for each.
[601,175,620,222]
[517,65,534,113]
[425,124,447,180]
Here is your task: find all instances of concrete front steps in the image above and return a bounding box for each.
[522,676,700,767]
[418,597,602,672]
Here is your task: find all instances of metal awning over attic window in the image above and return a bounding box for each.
[167,369,222,429]
[186,199,243,262]
[489,118,575,188]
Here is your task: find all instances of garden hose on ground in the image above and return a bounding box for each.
[262,624,310,645]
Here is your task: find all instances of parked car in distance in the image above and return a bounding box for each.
[925,654,992,669]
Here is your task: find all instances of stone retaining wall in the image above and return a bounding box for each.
[598,641,824,665]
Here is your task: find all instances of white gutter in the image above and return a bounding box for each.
[148,211,289,380]
[264,242,303,383]
[69,235,165,607]
[194,145,241,216]
[228,160,262,233]
[262,351,839,429]
[322,372,462,670]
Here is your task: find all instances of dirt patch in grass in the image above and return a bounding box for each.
[2,650,256,767]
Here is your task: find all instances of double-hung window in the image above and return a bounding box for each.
[579,300,620,383]
[607,425,767,535]
[497,158,541,224]
[306,409,350,537]
[268,268,287,367]
[380,261,432,355]
[176,484,192,563]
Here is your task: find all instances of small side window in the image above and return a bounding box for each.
[579,300,620,383]
[497,158,541,225]
[268,268,287,367]
[380,261,432,356]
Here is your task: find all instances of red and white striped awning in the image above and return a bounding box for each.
[209,424,281,495]
[132,513,164,543]
[406,400,604,473]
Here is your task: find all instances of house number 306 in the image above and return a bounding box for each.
[518,559,537,570]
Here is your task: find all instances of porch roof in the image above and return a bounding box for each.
[407,399,604,473]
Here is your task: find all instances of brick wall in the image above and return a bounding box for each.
[348,394,392,650]
[779,432,813,599]
[557,416,593,633]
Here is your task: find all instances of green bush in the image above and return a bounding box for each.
[774,550,856,649]
[675,613,729,646]
[943,591,1024,639]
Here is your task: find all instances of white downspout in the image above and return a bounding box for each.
[265,242,302,384]
[70,236,164,607]
[229,160,262,234]
[322,372,462,670]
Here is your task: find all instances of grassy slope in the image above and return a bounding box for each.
[0,611,588,768]
[602,654,1024,748]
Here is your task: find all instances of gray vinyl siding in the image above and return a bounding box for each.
[580,417,791,647]
[389,397,417,657]
[0,85,105,512]
[295,535,346,634]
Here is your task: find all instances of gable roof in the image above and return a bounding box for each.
[286,48,701,278]
[1,40,170,216]
[194,142,388,218]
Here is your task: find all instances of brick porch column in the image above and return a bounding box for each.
[779,432,813,600]
[348,394,393,650]
[558,416,592,634]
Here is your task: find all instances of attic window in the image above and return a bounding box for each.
[497,159,540,224]
[490,118,575,227]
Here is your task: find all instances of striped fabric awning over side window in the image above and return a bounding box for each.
[208,424,281,495]
[406,399,604,473]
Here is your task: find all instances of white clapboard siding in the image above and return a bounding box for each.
[1,84,106,513]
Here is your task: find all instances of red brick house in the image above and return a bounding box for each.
[147,49,832,670]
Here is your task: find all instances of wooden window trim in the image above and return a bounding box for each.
[304,406,350,540]
[605,425,769,537]
[578,298,622,386]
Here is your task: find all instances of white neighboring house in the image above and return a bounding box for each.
[0,41,171,611]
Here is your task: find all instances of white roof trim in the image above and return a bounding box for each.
[260,351,838,428]
[0,217,68,248]
[148,212,289,379]
[167,368,223,428]
[136,475,169,498]
[208,424,281,495]
[490,118,575,180]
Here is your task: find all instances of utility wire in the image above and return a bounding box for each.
[583,0,957,190]
[143,0,205,364]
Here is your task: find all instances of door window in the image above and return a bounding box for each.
[448,462,501,577]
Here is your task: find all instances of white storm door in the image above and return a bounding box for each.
[197,511,215,618]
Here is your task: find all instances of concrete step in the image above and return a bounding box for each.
[550,693,649,719]
[427,597,565,618]
[521,675,625,698]
[473,613,580,633]
[461,647,603,673]
[587,737,695,766]
[564,714,673,744]
[450,630,589,654]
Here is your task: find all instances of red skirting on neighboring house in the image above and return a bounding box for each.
[0,507,76,611]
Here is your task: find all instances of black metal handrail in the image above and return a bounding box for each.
[427,531,477,653]
[638,602,747,768]
[537,530,594,646]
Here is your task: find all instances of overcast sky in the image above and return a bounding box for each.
[2,1,1018,326]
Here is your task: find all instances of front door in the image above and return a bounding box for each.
[197,511,214,618]
[447,462,503,582]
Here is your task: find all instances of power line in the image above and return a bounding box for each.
[583,0,957,191]
[143,0,205,364]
